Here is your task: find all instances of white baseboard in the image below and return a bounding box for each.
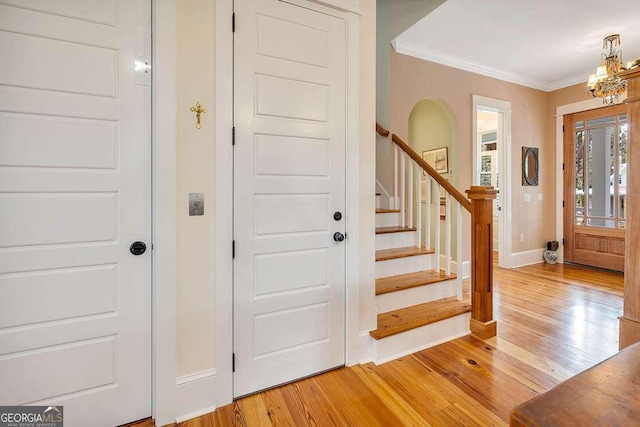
[375,179,394,210]
[356,330,374,364]
[174,369,217,423]
[438,255,470,279]
[510,248,545,268]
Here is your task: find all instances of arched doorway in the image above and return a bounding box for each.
[408,99,461,265]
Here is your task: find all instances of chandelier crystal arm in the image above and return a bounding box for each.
[587,34,627,104]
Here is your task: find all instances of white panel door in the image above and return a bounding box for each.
[234,0,347,397]
[0,2,151,426]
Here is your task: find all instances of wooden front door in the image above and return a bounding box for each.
[564,104,628,272]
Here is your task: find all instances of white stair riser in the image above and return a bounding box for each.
[375,230,416,250]
[376,280,456,314]
[375,212,402,227]
[375,194,381,209]
[371,312,471,365]
[375,254,432,278]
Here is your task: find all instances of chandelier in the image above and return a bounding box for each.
[587,34,627,104]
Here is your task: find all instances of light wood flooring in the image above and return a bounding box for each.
[134,261,623,427]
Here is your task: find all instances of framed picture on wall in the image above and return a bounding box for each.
[422,147,448,174]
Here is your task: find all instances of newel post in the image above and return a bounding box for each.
[465,186,498,339]
[619,68,640,349]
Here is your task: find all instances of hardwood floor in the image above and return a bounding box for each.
[140,262,623,427]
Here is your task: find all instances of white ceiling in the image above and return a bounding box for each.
[394,0,640,91]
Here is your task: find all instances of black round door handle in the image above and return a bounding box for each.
[130,241,147,255]
[333,232,345,242]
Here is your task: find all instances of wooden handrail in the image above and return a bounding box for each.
[376,122,390,137]
[391,134,471,212]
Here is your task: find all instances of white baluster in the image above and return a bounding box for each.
[417,164,422,249]
[445,192,451,276]
[456,203,463,301]
[425,177,431,250]
[393,145,398,210]
[434,181,441,272]
[401,153,406,228]
[408,158,414,228]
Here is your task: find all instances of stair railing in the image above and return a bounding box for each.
[377,123,497,339]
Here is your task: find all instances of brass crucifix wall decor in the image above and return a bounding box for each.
[189,101,207,129]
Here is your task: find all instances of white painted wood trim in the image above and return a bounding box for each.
[392,38,586,92]
[456,204,463,300]
[214,0,234,409]
[554,98,610,264]
[371,313,471,365]
[393,145,398,210]
[434,182,441,271]
[282,0,360,14]
[375,179,393,209]
[152,1,178,425]
[176,406,217,424]
[472,95,512,269]
[438,256,470,279]
[176,369,217,386]
[510,248,546,268]
[357,331,374,364]
[174,374,217,423]
[345,9,362,366]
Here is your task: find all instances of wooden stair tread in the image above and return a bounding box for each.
[369,296,470,340]
[375,226,416,234]
[376,270,456,295]
[376,246,434,261]
[375,208,401,214]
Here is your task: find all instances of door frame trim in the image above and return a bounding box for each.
[554,97,616,264]
[152,1,178,425]
[214,0,361,408]
[472,95,512,268]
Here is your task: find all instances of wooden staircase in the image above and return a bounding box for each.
[369,193,471,363]
[370,124,498,364]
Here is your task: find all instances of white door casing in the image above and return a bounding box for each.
[233,0,347,397]
[0,1,152,426]
[472,95,512,269]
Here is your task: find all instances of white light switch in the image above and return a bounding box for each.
[538,193,543,201]
[524,194,531,202]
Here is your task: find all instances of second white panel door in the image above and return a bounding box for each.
[233,0,347,398]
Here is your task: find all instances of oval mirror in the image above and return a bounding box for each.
[522,147,539,186]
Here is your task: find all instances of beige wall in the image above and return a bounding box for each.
[389,50,551,253]
[408,99,457,183]
[376,0,445,128]
[176,0,215,377]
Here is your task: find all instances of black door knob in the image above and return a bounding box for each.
[333,211,342,221]
[130,241,147,255]
[333,232,345,242]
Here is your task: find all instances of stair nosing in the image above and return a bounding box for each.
[375,226,417,235]
[375,246,434,261]
[375,209,401,214]
[375,270,457,295]
[369,296,471,340]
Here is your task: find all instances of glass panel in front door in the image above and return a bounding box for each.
[575,113,626,229]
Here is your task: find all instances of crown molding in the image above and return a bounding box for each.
[546,73,591,91]
[392,38,589,93]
